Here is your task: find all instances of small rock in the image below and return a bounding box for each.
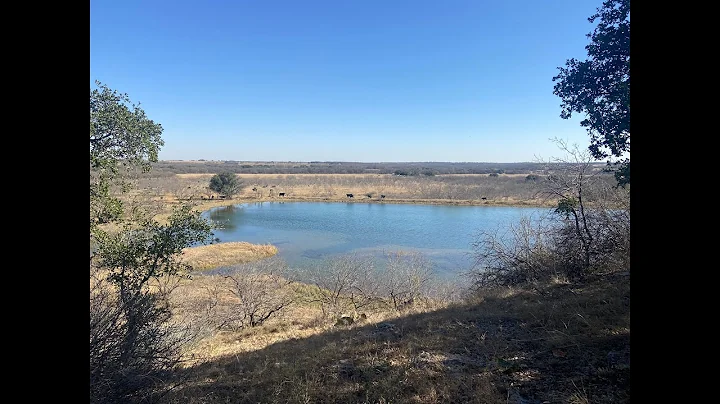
[335,316,354,326]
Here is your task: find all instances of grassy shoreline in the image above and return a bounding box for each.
[179,194,554,271]
[193,195,557,210]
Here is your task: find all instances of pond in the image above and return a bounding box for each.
[203,201,554,279]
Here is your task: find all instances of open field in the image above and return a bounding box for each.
[132,160,615,210]
[151,160,558,175]
[150,160,610,176]
[129,172,585,213]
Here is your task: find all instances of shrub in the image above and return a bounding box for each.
[209,172,242,198]
[303,254,381,317]
[379,251,433,311]
[211,258,296,330]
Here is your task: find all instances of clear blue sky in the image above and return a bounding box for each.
[90,0,602,163]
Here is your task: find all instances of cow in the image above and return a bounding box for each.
[380,195,386,199]
[346,193,354,198]
[481,197,487,200]
[279,192,286,197]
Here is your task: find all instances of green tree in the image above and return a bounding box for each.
[90,81,213,403]
[90,81,164,230]
[552,0,630,187]
[209,171,242,198]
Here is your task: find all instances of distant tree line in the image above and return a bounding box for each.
[144,160,582,176]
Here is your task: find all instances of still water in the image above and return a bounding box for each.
[203,202,552,278]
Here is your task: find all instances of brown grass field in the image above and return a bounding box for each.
[134,173,562,212]
[162,273,630,404]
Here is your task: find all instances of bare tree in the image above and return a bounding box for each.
[303,253,380,317]
[379,251,433,311]
[424,276,469,305]
[467,216,556,288]
[540,139,629,278]
[468,139,630,289]
[219,258,296,330]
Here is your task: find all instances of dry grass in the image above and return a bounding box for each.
[133,173,558,210]
[160,272,629,404]
[181,242,279,271]
[177,173,384,179]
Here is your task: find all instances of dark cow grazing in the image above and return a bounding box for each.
[346,193,354,198]
[481,197,487,200]
[380,195,386,199]
[279,192,286,197]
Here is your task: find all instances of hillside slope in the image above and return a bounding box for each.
[161,273,630,403]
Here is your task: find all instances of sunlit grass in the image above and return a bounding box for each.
[181,242,279,271]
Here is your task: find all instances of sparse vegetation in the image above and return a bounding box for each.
[161,269,629,404]
[127,170,616,209]
[212,258,296,330]
[302,253,381,318]
[380,251,434,311]
[150,160,550,176]
[468,140,630,288]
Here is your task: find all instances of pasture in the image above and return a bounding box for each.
[130,172,571,214]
